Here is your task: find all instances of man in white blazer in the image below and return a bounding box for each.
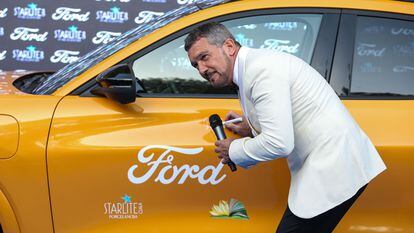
[185,22,386,232]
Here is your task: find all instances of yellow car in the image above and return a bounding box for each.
[1,0,413,232]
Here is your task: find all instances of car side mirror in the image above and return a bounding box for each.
[91,64,136,104]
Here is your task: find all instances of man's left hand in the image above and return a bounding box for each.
[214,138,235,164]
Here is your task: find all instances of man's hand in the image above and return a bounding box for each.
[225,111,253,137]
[215,138,235,164]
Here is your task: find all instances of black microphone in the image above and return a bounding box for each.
[209,114,237,172]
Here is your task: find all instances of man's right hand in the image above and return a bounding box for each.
[225,111,253,138]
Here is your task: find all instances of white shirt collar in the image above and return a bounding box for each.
[233,46,249,87]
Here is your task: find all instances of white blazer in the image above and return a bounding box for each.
[229,47,386,218]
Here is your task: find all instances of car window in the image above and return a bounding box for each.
[132,13,322,96]
[350,16,414,96]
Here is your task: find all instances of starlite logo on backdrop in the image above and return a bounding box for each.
[10,27,48,42]
[92,31,122,45]
[12,45,45,62]
[14,3,46,20]
[96,7,128,23]
[0,8,7,18]
[54,26,86,43]
[52,7,90,22]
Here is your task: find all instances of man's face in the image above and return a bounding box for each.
[187,37,234,88]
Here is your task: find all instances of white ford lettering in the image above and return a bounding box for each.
[0,8,7,18]
[52,7,90,22]
[391,27,414,36]
[92,31,122,44]
[50,50,80,64]
[177,0,195,4]
[10,27,48,42]
[0,51,6,61]
[357,43,386,57]
[128,145,226,185]
[134,11,164,24]
[260,39,299,53]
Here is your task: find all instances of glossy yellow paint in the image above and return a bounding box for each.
[0,95,61,233]
[0,115,19,159]
[47,96,290,232]
[52,0,414,96]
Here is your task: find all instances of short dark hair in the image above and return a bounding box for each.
[184,22,241,52]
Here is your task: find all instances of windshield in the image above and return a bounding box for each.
[32,0,229,95]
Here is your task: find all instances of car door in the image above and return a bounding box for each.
[46,10,337,233]
[329,11,414,232]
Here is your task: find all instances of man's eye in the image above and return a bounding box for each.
[201,54,208,60]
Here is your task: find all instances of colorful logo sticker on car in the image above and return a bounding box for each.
[210,199,249,220]
[104,194,143,219]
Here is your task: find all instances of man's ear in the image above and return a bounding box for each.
[223,38,237,56]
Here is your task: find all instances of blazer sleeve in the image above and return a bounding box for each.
[229,54,295,169]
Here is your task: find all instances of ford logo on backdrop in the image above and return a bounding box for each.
[0,51,6,61]
[54,25,86,43]
[96,7,128,23]
[177,0,196,4]
[50,50,80,64]
[0,8,7,18]
[134,11,164,24]
[52,7,90,22]
[14,3,46,20]
[92,31,122,45]
[12,45,45,62]
[10,27,48,42]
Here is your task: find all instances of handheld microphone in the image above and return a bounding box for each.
[209,114,237,172]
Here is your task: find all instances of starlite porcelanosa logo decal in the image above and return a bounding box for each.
[0,51,6,61]
[10,27,48,42]
[12,45,44,62]
[54,25,86,43]
[235,33,254,47]
[134,11,164,24]
[92,31,122,45]
[14,3,46,20]
[264,22,298,31]
[50,50,80,64]
[128,145,226,185]
[104,195,143,219]
[0,8,7,18]
[96,7,128,23]
[52,7,90,22]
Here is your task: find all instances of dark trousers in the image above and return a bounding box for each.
[276,185,367,233]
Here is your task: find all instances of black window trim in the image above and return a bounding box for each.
[72,7,341,99]
[330,9,414,100]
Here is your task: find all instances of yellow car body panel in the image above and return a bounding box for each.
[0,0,413,232]
[0,94,61,233]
